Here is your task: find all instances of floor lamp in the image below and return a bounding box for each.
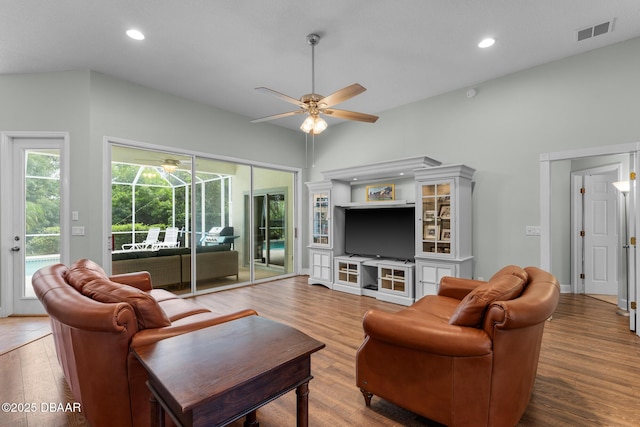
[613,180,630,316]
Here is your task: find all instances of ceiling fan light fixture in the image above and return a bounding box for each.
[478,37,495,48]
[126,29,145,41]
[300,116,327,134]
[161,159,179,173]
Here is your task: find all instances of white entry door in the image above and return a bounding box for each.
[1,133,68,316]
[584,170,619,295]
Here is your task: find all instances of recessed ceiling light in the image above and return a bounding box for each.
[126,29,145,41]
[478,37,495,48]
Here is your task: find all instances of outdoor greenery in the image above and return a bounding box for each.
[26,157,230,255]
[111,163,227,248]
[25,152,60,256]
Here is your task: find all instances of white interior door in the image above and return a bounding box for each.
[584,170,619,295]
[1,133,68,316]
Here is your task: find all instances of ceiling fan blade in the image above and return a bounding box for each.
[255,87,308,108]
[323,108,378,123]
[251,110,305,123]
[318,83,366,108]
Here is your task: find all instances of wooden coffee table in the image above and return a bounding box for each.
[133,315,325,427]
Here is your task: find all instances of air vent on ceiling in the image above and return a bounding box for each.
[577,19,614,42]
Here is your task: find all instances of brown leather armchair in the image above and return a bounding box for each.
[356,266,560,427]
[33,259,257,427]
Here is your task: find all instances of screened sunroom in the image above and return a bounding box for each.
[110,144,296,295]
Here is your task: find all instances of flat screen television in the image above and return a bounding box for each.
[344,206,415,261]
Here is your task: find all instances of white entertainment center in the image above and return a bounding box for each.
[306,156,475,306]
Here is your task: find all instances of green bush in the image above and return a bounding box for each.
[26,226,60,256]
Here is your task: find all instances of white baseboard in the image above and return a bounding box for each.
[560,283,572,293]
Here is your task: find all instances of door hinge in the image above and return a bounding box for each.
[580,187,586,194]
[579,273,585,279]
[579,230,585,237]
[631,301,637,310]
[630,172,636,181]
[631,237,637,246]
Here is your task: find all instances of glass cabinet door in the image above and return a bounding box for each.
[379,267,406,293]
[311,192,330,246]
[420,182,452,255]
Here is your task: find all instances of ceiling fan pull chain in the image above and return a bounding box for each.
[312,132,315,168]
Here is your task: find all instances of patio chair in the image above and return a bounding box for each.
[152,227,180,250]
[121,227,161,251]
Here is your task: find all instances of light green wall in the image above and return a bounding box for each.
[89,71,304,268]
[309,36,640,282]
[0,70,304,281]
[0,71,91,310]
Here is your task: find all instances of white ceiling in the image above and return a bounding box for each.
[2,0,640,131]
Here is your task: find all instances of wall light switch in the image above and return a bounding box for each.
[72,211,79,221]
[72,226,85,236]
[526,226,541,236]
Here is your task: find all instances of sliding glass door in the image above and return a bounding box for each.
[250,167,295,281]
[193,158,249,292]
[110,144,296,295]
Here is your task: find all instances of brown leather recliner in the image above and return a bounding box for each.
[356,266,560,427]
[32,259,257,427]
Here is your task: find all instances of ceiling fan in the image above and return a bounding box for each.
[251,33,378,134]
[134,157,191,173]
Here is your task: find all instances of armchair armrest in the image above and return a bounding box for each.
[362,309,491,357]
[109,271,153,292]
[483,281,560,333]
[438,276,486,300]
[130,309,258,348]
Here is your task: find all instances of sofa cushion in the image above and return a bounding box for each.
[155,247,190,257]
[449,274,525,328]
[149,288,179,303]
[196,244,231,253]
[157,298,210,322]
[64,258,108,292]
[81,278,171,330]
[490,265,528,284]
[409,295,461,323]
[111,251,139,261]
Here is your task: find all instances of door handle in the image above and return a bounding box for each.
[10,246,20,252]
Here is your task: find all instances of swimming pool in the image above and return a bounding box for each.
[25,255,60,276]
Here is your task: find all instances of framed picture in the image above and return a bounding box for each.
[424,225,437,240]
[423,210,436,222]
[366,184,395,201]
[439,204,451,219]
[440,228,451,241]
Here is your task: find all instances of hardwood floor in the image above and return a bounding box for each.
[0,316,50,355]
[1,276,639,426]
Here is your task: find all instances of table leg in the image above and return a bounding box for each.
[296,382,309,427]
[244,410,259,427]
[150,394,165,427]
